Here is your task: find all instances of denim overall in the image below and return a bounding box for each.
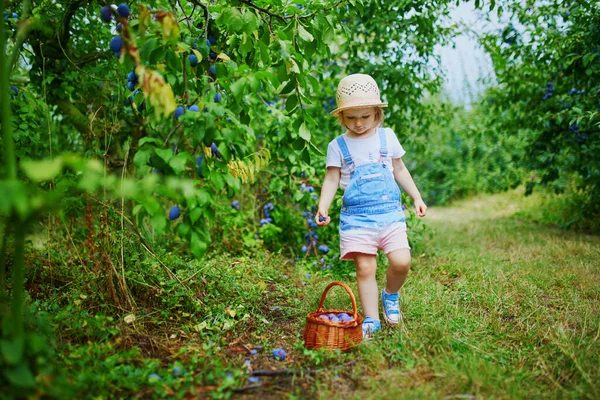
[337,128,405,232]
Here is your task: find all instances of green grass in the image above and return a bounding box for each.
[343,189,600,399]
[8,189,600,398]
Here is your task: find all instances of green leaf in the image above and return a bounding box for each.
[132,204,144,216]
[219,8,244,32]
[143,197,162,215]
[324,15,335,28]
[299,122,311,142]
[190,208,203,224]
[149,46,167,65]
[258,40,270,65]
[277,64,288,83]
[5,363,36,387]
[190,231,207,258]
[286,94,298,112]
[229,78,247,100]
[297,25,314,42]
[197,189,210,205]
[140,37,160,60]
[239,34,254,56]
[155,148,174,164]
[301,147,311,163]
[293,138,305,150]
[225,174,240,191]
[0,338,24,365]
[139,137,163,147]
[242,10,259,33]
[133,148,153,169]
[248,76,260,93]
[119,179,140,198]
[279,40,291,60]
[166,50,180,72]
[210,171,225,191]
[287,58,300,74]
[304,37,317,58]
[151,213,167,235]
[279,79,296,95]
[177,223,190,237]
[169,153,192,175]
[21,158,63,181]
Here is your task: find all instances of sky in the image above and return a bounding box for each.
[436,2,501,105]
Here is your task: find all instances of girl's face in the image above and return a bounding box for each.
[342,107,378,137]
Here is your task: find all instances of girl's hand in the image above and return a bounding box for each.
[414,199,428,217]
[315,210,330,226]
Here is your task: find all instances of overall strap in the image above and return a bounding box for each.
[336,136,354,167]
[378,128,388,159]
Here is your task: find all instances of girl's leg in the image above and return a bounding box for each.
[381,249,411,324]
[352,253,379,320]
[385,249,411,293]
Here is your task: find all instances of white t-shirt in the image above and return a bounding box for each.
[326,127,406,190]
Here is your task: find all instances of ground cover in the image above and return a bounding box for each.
[15,190,600,398]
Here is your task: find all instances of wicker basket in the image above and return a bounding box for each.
[302,281,364,351]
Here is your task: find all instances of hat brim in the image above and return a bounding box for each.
[330,102,388,116]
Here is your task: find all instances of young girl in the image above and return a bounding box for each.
[315,74,427,339]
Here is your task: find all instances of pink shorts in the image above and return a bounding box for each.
[340,222,411,260]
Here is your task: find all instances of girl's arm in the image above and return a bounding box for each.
[315,166,341,226]
[392,158,427,217]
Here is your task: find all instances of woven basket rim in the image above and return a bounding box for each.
[306,309,364,328]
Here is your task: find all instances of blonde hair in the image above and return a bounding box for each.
[337,107,385,130]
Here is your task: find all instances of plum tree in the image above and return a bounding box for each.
[478,0,600,230]
[4,0,462,266]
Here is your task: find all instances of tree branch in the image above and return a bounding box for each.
[238,0,287,24]
[234,359,361,393]
[8,0,33,75]
[258,12,276,40]
[61,0,85,46]
[55,98,90,134]
[188,0,210,39]
[176,0,195,33]
[252,359,360,377]
[299,0,347,20]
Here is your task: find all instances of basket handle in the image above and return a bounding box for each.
[315,281,359,320]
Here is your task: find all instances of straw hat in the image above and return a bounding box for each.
[330,74,388,116]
